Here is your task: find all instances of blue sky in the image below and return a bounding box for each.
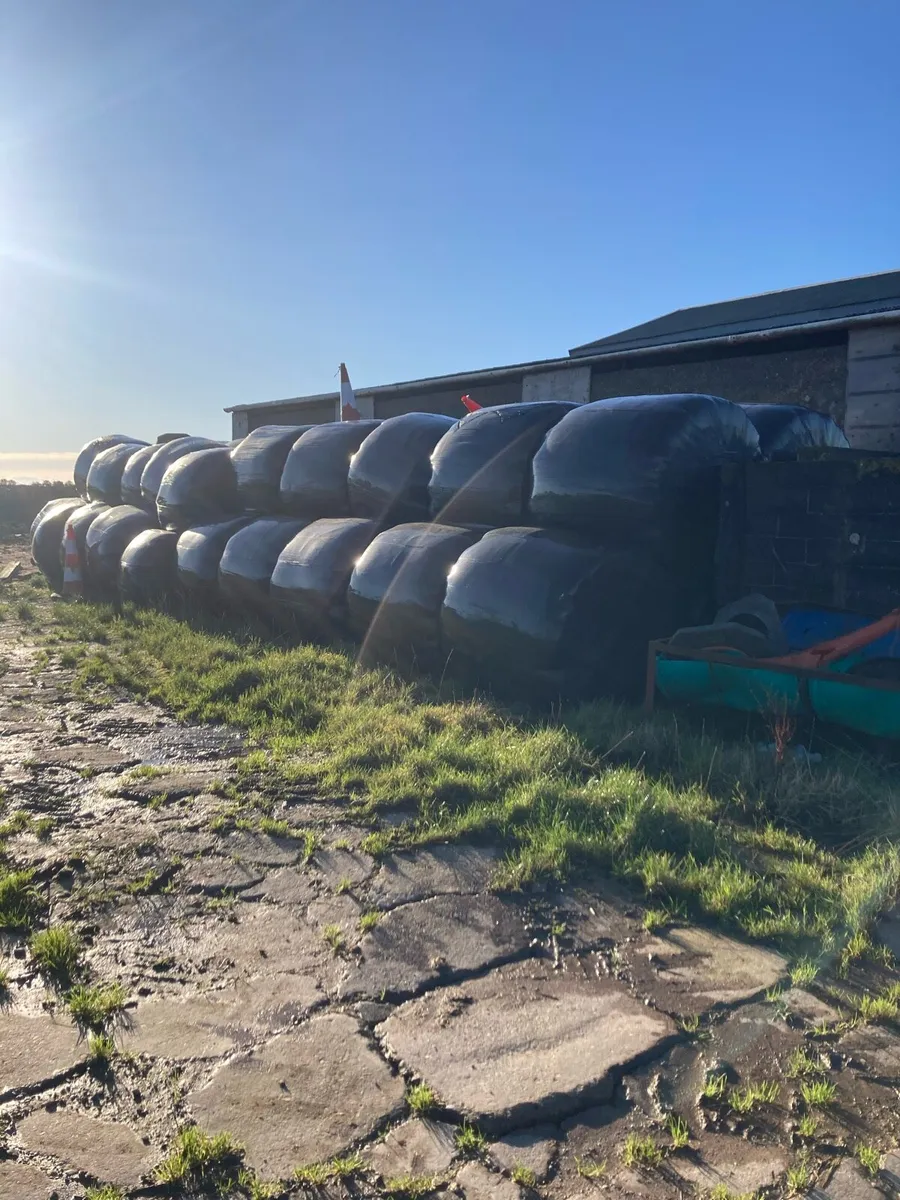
[1,0,898,478]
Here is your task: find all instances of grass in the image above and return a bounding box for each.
[621,1133,662,1168]
[406,1081,437,1114]
[155,1126,242,1185]
[511,1163,537,1186]
[67,981,127,1030]
[88,1031,116,1064]
[358,910,380,933]
[856,1144,882,1177]
[701,1072,729,1102]
[575,1156,607,1178]
[45,597,900,959]
[796,1114,818,1138]
[384,1176,435,1199]
[789,958,819,987]
[787,1046,821,1079]
[322,923,344,952]
[294,1155,363,1184]
[0,868,40,930]
[29,924,81,983]
[786,1152,813,1195]
[455,1122,487,1152]
[668,1115,690,1149]
[799,1078,837,1108]
[729,1080,780,1113]
[0,964,8,994]
[84,1188,125,1200]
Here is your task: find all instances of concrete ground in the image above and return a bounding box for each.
[1,551,899,1199]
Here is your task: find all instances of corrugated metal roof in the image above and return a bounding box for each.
[569,269,900,357]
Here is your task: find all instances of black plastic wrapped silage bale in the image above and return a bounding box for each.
[280,421,381,518]
[348,413,455,524]
[441,527,679,700]
[119,445,159,510]
[348,522,483,664]
[739,404,849,460]
[140,437,220,509]
[218,518,312,613]
[429,402,576,525]
[120,529,180,605]
[270,518,380,638]
[156,448,242,532]
[86,441,148,506]
[176,517,254,599]
[231,425,313,513]
[64,502,110,593]
[85,506,157,596]
[74,434,142,498]
[31,500,83,590]
[30,498,80,544]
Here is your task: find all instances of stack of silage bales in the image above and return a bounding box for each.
[32,399,849,700]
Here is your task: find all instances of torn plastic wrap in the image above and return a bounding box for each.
[64,502,110,593]
[218,517,312,613]
[270,517,379,638]
[348,522,483,664]
[85,506,157,595]
[156,448,242,531]
[120,529,180,605]
[231,425,313,513]
[280,421,381,518]
[441,527,680,699]
[140,436,220,510]
[429,402,576,525]
[739,404,849,460]
[176,517,255,598]
[86,441,148,506]
[74,434,143,497]
[31,500,83,590]
[119,445,159,510]
[348,413,455,523]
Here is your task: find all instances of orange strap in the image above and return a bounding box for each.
[770,608,900,671]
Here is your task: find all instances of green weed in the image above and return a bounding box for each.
[621,1133,662,1168]
[88,1032,116,1064]
[322,923,344,952]
[384,1176,435,1199]
[800,1079,837,1108]
[406,1081,437,1114]
[796,1114,818,1139]
[155,1126,242,1184]
[668,1114,690,1149]
[455,1122,487,1152]
[786,1152,813,1195]
[358,910,380,933]
[84,1187,125,1200]
[701,1072,729,1101]
[29,924,81,983]
[67,981,127,1030]
[511,1163,537,1186]
[0,869,39,929]
[856,1144,882,1178]
[787,1046,821,1079]
[729,1080,779,1113]
[790,959,818,987]
[575,1156,607,1178]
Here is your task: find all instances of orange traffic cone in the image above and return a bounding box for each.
[62,523,83,598]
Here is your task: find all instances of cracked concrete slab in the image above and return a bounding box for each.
[625,926,786,1014]
[378,959,675,1133]
[841,1024,900,1077]
[241,865,318,906]
[489,1124,558,1182]
[0,1013,83,1095]
[0,1158,60,1200]
[363,844,497,909]
[456,1160,524,1198]
[667,1136,789,1194]
[364,1118,457,1181]
[187,1013,405,1177]
[17,1106,155,1186]
[121,972,323,1058]
[179,857,264,894]
[339,893,529,1000]
[816,1159,883,1200]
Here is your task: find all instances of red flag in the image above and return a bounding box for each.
[461,394,481,413]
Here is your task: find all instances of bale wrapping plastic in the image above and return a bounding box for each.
[141,436,220,509]
[64,502,110,591]
[739,404,849,460]
[218,518,311,613]
[530,394,760,536]
[430,402,576,525]
[30,498,80,544]
[120,529,180,605]
[349,413,455,523]
[119,445,159,510]
[156,448,242,531]
[176,517,254,598]
[441,526,679,699]
[348,522,482,662]
[270,517,379,637]
[74,434,142,498]
[31,500,83,590]
[86,442,148,506]
[280,421,381,518]
[231,425,313,513]
[85,506,157,594]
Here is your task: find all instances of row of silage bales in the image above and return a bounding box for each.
[35,396,850,702]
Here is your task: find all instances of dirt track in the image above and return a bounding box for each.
[1,549,899,1199]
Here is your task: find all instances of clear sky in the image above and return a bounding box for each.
[1,0,899,479]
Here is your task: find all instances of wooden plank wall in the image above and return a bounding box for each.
[844,324,900,450]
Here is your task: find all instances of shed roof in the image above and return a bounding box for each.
[569,269,900,357]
